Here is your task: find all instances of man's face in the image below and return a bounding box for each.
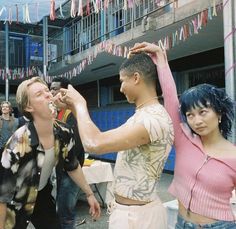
[119,71,136,104]
[50,82,61,97]
[27,82,56,119]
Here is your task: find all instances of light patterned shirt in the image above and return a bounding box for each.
[113,103,174,202]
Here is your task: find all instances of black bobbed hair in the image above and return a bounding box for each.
[180,83,234,138]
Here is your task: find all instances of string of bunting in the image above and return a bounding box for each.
[69,0,167,19]
[0,0,171,23]
[0,66,43,81]
[0,0,64,24]
[49,2,222,83]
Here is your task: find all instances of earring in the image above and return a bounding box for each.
[219,119,221,123]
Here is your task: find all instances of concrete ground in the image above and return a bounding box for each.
[75,172,175,229]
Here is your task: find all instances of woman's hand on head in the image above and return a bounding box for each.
[129,42,167,67]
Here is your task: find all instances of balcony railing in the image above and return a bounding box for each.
[48,0,175,64]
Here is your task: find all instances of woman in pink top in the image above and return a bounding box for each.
[130,42,236,228]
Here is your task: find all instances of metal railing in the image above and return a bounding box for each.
[48,0,175,63]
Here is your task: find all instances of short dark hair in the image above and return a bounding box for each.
[180,83,234,138]
[51,77,71,89]
[119,53,157,85]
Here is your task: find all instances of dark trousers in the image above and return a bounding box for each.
[14,182,61,229]
[31,182,61,229]
[1,148,61,229]
[57,173,81,229]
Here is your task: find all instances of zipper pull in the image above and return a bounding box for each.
[204,155,210,163]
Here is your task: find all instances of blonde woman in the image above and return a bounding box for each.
[0,101,18,154]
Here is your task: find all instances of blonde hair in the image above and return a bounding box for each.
[0,101,15,130]
[16,77,48,121]
[1,101,13,114]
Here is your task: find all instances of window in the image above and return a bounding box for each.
[188,66,225,88]
[112,85,126,102]
[0,32,6,67]
[9,36,25,68]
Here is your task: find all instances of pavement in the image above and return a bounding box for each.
[75,172,175,229]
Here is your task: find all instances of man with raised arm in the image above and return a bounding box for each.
[59,54,174,229]
[0,77,100,229]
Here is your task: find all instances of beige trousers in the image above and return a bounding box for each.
[108,199,167,229]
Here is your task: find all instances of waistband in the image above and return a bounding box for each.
[116,199,162,209]
[107,198,164,215]
[177,214,236,228]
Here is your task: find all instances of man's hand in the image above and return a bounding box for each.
[60,85,87,113]
[86,194,101,220]
[129,42,167,67]
[52,93,68,110]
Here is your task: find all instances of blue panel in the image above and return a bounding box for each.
[88,106,142,163]
[164,147,176,172]
[25,36,31,68]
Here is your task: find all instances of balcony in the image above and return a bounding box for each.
[48,0,223,84]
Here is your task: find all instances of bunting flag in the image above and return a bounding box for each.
[71,0,77,18]
[50,0,56,21]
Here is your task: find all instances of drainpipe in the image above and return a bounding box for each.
[97,80,100,107]
[5,21,9,101]
[63,27,66,60]
[43,16,48,79]
[223,0,236,143]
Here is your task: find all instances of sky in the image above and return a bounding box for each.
[0,0,67,23]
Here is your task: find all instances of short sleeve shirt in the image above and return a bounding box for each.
[113,104,174,202]
[0,120,78,228]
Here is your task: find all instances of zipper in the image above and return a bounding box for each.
[187,155,210,215]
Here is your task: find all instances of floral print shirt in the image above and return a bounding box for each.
[114,104,174,202]
[0,120,78,229]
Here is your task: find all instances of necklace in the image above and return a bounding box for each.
[136,97,158,109]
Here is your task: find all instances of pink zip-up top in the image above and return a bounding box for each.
[155,59,236,221]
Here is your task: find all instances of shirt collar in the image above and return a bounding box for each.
[28,121,61,147]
